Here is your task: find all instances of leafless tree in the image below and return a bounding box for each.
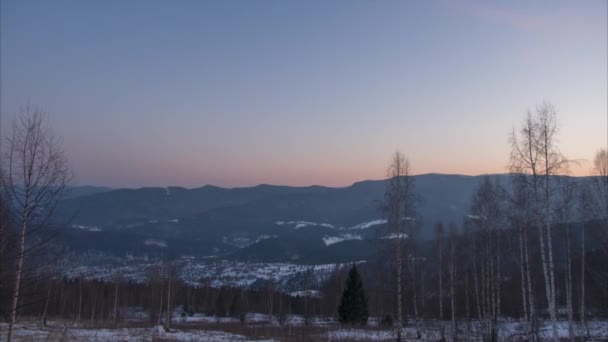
[435,223,445,322]
[0,193,15,321]
[591,149,608,220]
[556,177,576,342]
[383,151,415,341]
[509,103,571,342]
[3,107,70,342]
[448,223,457,341]
[468,176,505,341]
[577,149,608,337]
[164,260,177,331]
[587,149,608,252]
[509,174,536,337]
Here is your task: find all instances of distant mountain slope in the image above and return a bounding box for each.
[58,174,597,261]
[63,186,113,199]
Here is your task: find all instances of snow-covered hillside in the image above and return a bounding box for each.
[62,257,364,292]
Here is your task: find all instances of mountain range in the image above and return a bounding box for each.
[58,174,595,264]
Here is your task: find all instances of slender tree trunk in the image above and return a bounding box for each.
[532,177,556,342]
[91,294,97,323]
[465,272,471,341]
[41,277,52,326]
[496,229,501,318]
[580,224,588,337]
[113,282,119,324]
[473,249,481,320]
[7,204,29,342]
[100,288,105,322]
[60,282,67,318]
[421,269,426,319]
[411,255,419,319]
[396,223,403,341]
[410,254,421,338]
[158,280,164,326]
[563,223,574,342]
[544,156,558,342]
[395,204,403,341]
[78,277,83,322]
[450,236,456,341]
[519,222,528,322]
[524,222,535,335]
[166,275,172,330]
[439,234,443,321]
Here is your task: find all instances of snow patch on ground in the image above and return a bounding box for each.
[345,219,387,230]
[378,233,408,239]
[223,235,278,248]
[323,233,363,246]
[289,290,322,298]
[0,322,273,341]
[255,235,278,243]
[327,329,395,341]
[5,318,606,341]
[275,221,335,229]
[71,224,101,232]
[144,238,167,247]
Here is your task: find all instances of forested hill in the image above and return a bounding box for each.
[57,174,596,261]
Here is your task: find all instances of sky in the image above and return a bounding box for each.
[1,0,606,188]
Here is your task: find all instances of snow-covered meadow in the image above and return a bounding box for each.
[3,316,608,341]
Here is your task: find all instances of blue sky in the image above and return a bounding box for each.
[1,0,606,187]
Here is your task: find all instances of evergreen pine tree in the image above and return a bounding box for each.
[338,264,368,325]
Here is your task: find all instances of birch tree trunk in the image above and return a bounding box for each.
[41,277,52,326]
[580,223,588,337]
[158,280,164,326]
[524,222,535,335]
[438,227,443,321]
[7,198,29,342]
[383,152,417,341]
[518,222,528,322]
[113,282,119,324]
[78,277,83,322]
[565,223,574,342]
[450,231,456,341]
[166,273,172,330]
[473,249,481,320]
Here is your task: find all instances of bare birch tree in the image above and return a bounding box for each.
[468,176,505,341]
[510,174,536,337]
[588,149,608,252]
[448,223,457,341]
[591,149,608,221]
[509,103,570,342]
[556,177,576,342]
[383,151,415,342]
[435,223,444,322]
[3,107,70,342]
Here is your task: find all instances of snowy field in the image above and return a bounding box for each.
[2,317,607,341]
[0,322,274,341]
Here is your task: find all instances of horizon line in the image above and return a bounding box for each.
[71,172,597,191]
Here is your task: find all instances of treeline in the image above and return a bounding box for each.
[0,275,329,328]
[350,219,608,318]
